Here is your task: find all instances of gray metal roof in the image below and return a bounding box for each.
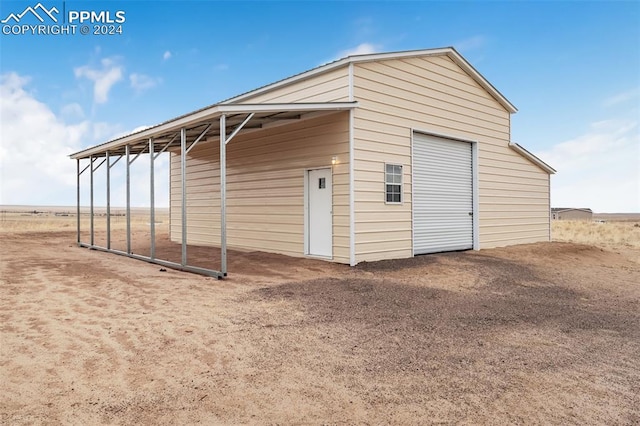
[71,47,519,160]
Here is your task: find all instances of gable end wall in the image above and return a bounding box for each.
[352,55,550,263]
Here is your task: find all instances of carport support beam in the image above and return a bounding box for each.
[106,151,111,249]
[126,145,131,254]
[76,159,80,244]
[220,114,227,276]
[90,155,94,246]
[150,138,155,260]
[106,154,123,249]
[181,128,187,266]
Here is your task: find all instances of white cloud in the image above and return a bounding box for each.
[111,125,152,140]
[74,57,123,104]
[603,87,640,108]
[0,72,168,207]
[163,50,172,61]
[1,72,87,204]
[353,16,375,38]
[454,35,486,52]
[338,43,380,58]
[129,73,161,93]
[60,103,84,121]
[537,119,640,213]
[91,121,122,141]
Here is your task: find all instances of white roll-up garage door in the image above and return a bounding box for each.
[413,133,474,255]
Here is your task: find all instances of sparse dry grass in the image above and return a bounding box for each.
[552,220,640,249]
[0,208,168,234]
[0,212,76,232]
[4,208,639,250]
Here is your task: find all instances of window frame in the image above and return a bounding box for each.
[384,163,403,205]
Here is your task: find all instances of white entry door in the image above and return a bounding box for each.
[307,168,332,257]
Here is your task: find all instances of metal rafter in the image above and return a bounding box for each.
[79,162,92,175]
[154,133,178,159]
[92,158,106,172]
[225,113,254,145]
[128,144,148,165]
[185,123,212,155]
[108,155,123,169]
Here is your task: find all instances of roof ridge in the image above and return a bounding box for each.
[221,47,516,113]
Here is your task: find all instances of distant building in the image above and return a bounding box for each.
[551,208,593,221]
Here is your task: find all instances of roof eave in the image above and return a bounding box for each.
[508,142,556,174]
[69,104,222,159]
[69,102,359,159]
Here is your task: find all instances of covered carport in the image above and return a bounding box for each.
[70,101,358,278]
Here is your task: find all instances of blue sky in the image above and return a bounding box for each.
[0,0,638,212]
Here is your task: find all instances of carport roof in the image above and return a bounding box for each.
[69,101,358,159]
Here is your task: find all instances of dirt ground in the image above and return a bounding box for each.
[1,229,639,425]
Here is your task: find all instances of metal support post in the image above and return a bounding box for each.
[220,114,227,276]
[106,151,111,249]
[106,154,123,249]
[181,128,187,266]
[149,138,155,260]
[126,145,131,254]
[90,155,94,246]
[76,159,80,244]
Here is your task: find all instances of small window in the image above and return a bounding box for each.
[318,177,326,189]
[385,164,402,204]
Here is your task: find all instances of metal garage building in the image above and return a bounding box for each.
[70,47,555,278]
[551,208,593,221]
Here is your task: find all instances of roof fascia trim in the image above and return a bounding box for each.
[217,101,358,113]
[444,49,518,113]
[509,142,556,174]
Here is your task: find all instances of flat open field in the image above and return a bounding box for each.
[1,209,639,424]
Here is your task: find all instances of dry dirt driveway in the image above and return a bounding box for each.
[1,231,639,424]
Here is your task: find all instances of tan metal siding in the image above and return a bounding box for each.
[353,56,550,263]
[236,67,350,104]
[170,112,350,263]
[478,145,550,247]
